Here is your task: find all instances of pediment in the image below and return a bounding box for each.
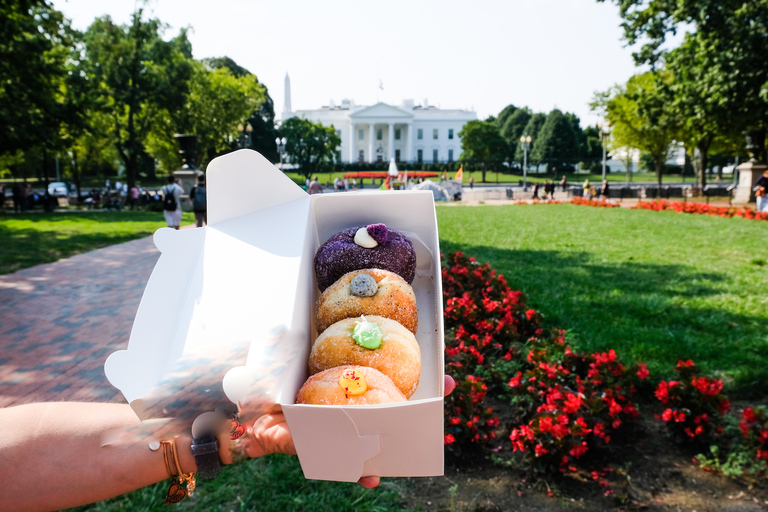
[350,102,413,120]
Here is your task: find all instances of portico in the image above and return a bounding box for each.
[349,103,414,164]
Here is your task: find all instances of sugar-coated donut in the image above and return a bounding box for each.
[309,315,421,398]
[314,223,417,291]
[296,365,407,405]
[316,269,418,334]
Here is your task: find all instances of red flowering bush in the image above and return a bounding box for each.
[740,407,768,462]
[570,197,620,208]
[632,199,768,221]
[654,360,730,442]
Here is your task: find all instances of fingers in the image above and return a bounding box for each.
[444,375,456,397]
[358,476,380,488]
[248,412,297,458]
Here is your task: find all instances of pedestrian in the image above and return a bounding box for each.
[756,169,768,213]
[189,174,207,227]
[12,182,22,213]
[583,179,591,199]
[308,176,323,195]
[600,179,610,199]
[162,176,183,230]
[532,182,539,199]
[560,175,567,192]
[469,176,474,189]
[352,178,357,190]
[129,185,140,210]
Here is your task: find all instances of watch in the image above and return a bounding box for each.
[190,433,221,480]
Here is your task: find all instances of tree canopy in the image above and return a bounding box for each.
[280,117,341,180]
[459,120,508,182]
[530,109,580,172]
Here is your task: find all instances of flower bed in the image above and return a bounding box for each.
[631,199,768,221]
[570,197,620,208]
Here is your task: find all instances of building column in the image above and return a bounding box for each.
[368,123,375,163]
[406,122,413,163]
[388,123,395,160]
[349,123,355,163]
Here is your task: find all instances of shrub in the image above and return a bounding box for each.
[654,360,730,442]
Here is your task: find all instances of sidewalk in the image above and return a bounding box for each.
[0,236,161,408]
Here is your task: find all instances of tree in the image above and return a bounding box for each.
[280,117,341,180]
[595,71,679,188]
[530,109,580,174]
[82,10,194,189]
[514,113,546,165]
[495,104,518,131]
[600,0,768,153]
[0,0,73,157]
[500,108,532,166]
[458,120,507,183]
[203,57,279,163]
[146,60,265,173]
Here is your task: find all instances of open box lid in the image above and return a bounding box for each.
[104,150,445,482]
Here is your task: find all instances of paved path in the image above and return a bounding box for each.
[0,236,161,408]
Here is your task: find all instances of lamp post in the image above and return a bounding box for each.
[237,122,253,148]
[275,137,287,170]
[598,122,610,181]
[520,135,531,190]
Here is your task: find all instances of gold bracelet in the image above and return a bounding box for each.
[160,439,197,504]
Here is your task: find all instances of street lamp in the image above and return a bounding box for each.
[520,135,531,190]
[598,121,610,181]
[237,122,253,148]
[275,136,287,171]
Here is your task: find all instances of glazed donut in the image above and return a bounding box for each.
[296,365,407,405]
[316,269,418,335]
[314,223,417,292]
[309,315,421,398]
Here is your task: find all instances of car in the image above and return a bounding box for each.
[48,182,68,197]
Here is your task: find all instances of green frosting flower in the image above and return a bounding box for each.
[352,319,382,350]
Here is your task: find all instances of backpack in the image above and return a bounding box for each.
[192,185,206,211]
[162,185,177,211]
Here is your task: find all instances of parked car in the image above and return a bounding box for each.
[48,182,68,197]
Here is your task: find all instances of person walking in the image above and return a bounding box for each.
[560,175,567,192]
[756,169,768,213]
[162,176,183,230]
[189,174,207,227]
[129,185,140,210]
[469,176,474,189]
[12,182,23,213]
[308,176,323,195]
[600,179,610,199]
[531,182,539,199]
[583,179,591,199]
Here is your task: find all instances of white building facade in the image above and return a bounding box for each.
[281,76,476,164]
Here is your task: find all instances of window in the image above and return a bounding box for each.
[433,149,438,163]
[395,128,401,140]
[377,155,383,163]
[336,129,342,137]
[448,129,454,140]
[358,150,364,162]
[433,129,438,140]
[377,129,382,140]
[395,149,401,162]
[417,149,423,163]
[358,129,364,140]
[417,129,423,140]
[448,149,454,162]
[336,150,342,162]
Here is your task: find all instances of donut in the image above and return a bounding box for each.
[316,269,418,334]
[296,365,407,405]
[309,315,421,398]
[314,223,417,292]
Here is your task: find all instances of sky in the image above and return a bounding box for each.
[51,0,655,128]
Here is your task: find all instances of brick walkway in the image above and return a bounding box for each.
[0,236,161,408]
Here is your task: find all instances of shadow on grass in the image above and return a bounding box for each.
[441,242,768,397]
[3,211,166,223]
[0,225,155,274]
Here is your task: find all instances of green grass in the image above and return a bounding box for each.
[67,455,404,512]
[0,211,194,275]
[437,203,768,396]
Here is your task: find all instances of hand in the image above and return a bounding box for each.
[246,407,296,459]
[357,375,457,488]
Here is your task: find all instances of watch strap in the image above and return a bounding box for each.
[190,434,221,480]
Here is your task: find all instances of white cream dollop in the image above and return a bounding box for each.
[354,227,378,248]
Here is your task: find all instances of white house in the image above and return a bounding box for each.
[281,74,476,164]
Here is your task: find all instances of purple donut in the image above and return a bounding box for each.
[314,224,416,291]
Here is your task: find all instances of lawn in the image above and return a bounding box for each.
[0,211,194,275]
[436,203,768,396]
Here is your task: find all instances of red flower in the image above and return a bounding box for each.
[444,434,455,445]
[525,309,536,321]
[508,372,522,388]
[637,363,650,380]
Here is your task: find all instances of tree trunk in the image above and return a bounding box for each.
[655,157,664,189]
[697,137,712,189]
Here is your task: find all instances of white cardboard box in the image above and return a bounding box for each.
[105,149,445,482]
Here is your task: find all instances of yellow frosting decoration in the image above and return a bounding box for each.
[338,368,367,396]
